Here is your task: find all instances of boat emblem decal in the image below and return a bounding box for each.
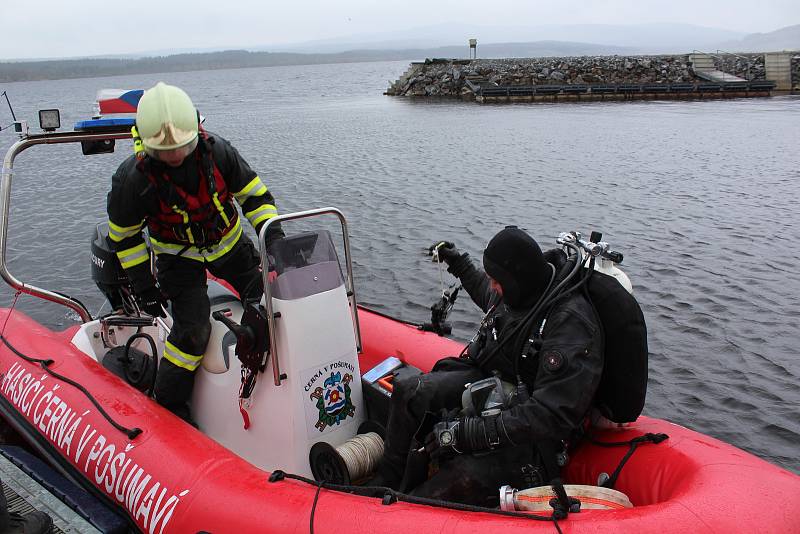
[309,371,356,432]
[301,358,360,437]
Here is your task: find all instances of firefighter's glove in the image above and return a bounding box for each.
[137,285,167,318]
[262,224,285,252]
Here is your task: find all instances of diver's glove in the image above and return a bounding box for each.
[137,285,167,318]
[429,242,470,277]
[425,413,505,459]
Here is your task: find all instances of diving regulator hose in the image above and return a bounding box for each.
[471,240,585,380]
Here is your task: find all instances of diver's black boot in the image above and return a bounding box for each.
[397,448,430,493]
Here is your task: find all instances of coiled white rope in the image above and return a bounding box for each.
[335,432,385,481]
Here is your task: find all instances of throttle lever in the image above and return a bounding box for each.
[212,309,255,354]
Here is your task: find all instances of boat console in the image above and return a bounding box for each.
[84,210,369,478]
[193,222,366,476]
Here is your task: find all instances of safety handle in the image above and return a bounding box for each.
[212,309,255,354]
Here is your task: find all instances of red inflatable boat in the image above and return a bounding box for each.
[0,114,798,534]
[1,306,799,533]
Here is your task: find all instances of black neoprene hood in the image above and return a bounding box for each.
[482,226,550,308]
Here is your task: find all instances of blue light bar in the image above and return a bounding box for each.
[73,118,135,132]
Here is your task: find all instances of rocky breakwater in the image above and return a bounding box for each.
[387,55,700,99]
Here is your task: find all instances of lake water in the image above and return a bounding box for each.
[1,61,798,473]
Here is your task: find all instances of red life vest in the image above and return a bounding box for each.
[143,143,238,248]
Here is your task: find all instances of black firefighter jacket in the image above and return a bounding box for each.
[106,133,281,289]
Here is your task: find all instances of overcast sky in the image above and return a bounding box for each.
[1,0,798,60]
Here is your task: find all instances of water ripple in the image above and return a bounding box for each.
[1,63,798,473]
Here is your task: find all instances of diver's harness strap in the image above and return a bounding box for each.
[482,412,501,447]
[588,432,669,489]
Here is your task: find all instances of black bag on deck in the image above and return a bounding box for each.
[587,270,648,423]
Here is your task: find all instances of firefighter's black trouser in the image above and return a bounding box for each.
[375,357,545,506]
[152,236,262,417]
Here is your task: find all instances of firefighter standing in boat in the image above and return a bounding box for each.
[106,82,283,421]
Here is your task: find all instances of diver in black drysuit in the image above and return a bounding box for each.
[371,227,604,507]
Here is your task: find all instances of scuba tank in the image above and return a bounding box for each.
[557,231,648,424]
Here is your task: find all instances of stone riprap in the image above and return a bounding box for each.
[385,54,781,99]
[387,55,699,98]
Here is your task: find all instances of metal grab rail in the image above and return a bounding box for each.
[1,130,133,323]
[258,207,362,386]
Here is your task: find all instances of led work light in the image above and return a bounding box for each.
[38,109,60,132]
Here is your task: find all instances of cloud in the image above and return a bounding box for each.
[1,0,797,60]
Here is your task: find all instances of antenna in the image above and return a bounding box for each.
[2,92,17,121]
[0,91,27,137]
[1,91,19,132]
